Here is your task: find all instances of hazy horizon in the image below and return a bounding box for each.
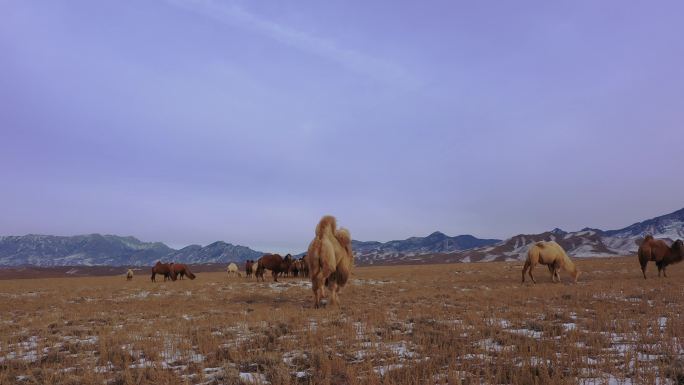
[2,1,683,254]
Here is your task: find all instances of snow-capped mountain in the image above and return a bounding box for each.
[355,207,684,265]
[353,232,501,265]
[0,234,174,266]
[0,234,263,267]
[2,207,682,267]
[165,241,263,265]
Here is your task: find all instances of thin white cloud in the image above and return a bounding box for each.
[165,0,421,88]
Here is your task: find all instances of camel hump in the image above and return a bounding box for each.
[643,234,654,242]
[315,215,337,238]
[335,228,352,245]
[535,241,547,248]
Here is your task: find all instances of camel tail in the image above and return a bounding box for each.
[315,215,337,239]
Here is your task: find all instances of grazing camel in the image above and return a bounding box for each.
[522,241,579,284]
[227,263,242,277]
[172,263,196,280]
[151,262,177,282]
[126,269,134,281]
[638,235,684,278]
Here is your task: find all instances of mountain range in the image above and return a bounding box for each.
[0,207,682,267]
[356,207,684,265]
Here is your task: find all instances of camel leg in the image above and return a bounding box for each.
[272,270,278,282]
[555,267,561,283]
[663,266,668,278]
[641,261,648,279]
[547,264,555,282]
[151,272,155,282]
[311,272,325,308]
[528,263,536,284]
[328,280,339,306]
[522,260,530,283]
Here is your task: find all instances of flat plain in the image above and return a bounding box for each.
[1,257,683,385]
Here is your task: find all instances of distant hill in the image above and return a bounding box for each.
[0,234,263,267]
[2,207,682,267]
[360,207,684,265]
[353,232,501,265]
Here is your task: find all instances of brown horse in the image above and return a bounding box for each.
[256,254,292,282]
[151,262,177,282]
[172,263,196,280]
[307,215,354,308]
[638,236,684,279]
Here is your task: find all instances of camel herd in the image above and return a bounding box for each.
[127,215,684,308]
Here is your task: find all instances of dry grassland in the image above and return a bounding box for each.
[1,257,683,385]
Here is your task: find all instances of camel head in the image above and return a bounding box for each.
[673,239,684,260]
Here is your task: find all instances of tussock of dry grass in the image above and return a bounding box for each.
[1,257,683,384]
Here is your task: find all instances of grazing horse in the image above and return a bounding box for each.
[638,236,684,279]
[245,260,254,278]
[126,269,134,281]
[307,215,354,308]
[522,241,579,284]
[151,262,177,282]
[256,254,292,282]
[172,263,196,280]
[227,263,241,277]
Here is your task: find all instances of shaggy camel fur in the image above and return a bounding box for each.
[638,235,684,279]
[522,241,579,284]
[126,269,134,281]
[307,215,354,308]
[226,263,242,277]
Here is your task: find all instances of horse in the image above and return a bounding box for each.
[126,269,134,281]
[172,263,196,280]
[151,262,177,282]
[256,254,292,282]
[638,236,684,278]
[245,260,254,278]
[227,263,241,277]
[307,215,354,308]
[522,241,579,284]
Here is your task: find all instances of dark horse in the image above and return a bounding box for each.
[151,262,177,282]
[638,236,684,279]
[172,263,196,280]
[256,254,292,282]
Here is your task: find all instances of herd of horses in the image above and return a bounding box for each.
[129,215,684,308]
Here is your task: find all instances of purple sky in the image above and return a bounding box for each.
[2,1,683,253]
